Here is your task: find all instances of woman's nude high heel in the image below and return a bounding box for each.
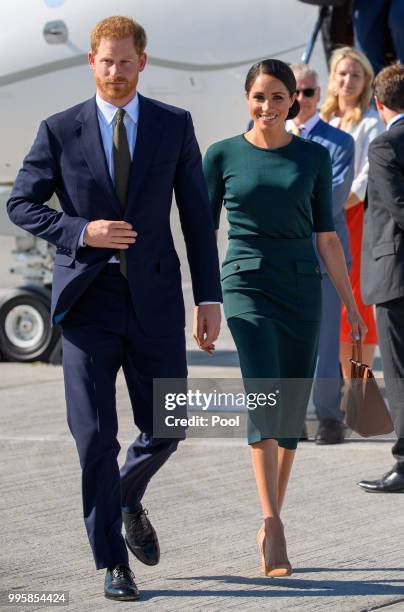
[256,525,293,577]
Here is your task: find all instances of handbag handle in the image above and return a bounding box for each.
[352,339,362,364]
[350,339,369,379]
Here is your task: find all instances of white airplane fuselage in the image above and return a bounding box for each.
[0,0,326,187]
[0,0,330,362]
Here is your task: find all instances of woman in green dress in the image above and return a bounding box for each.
[203,60,366,577]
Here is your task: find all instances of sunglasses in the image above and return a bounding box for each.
[296,88,317,97]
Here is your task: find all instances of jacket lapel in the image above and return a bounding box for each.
[125,93,164,213]
[75,97,122,217]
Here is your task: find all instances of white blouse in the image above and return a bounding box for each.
[329,108,384,202]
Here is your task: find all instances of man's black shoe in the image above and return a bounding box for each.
[123,508,160,566]
[104,564,139,601]
[315,419,345,445]
[357,469,404,493]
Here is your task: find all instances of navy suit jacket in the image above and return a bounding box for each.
[7,94,222,336]
[306,118,355,271]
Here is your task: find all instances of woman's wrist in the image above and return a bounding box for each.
[346,303,358,316]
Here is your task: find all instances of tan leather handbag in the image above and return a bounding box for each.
[341,340,394,437]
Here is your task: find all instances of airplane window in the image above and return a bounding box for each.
[43,20,68,44]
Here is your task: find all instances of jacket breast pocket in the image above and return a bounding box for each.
[295,259,322,321]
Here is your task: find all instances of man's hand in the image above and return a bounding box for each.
[84,220,137,248]
[193,304,221,355]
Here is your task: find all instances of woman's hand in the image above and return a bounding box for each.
[193,304,221,355]
[346,307,367,342]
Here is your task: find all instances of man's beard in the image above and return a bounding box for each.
[96,75,137,101]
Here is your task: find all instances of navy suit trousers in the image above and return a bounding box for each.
[60,264,187,569]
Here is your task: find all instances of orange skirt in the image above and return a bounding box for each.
[340,201,377,344]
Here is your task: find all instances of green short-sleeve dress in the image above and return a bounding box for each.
[203,134,335,448]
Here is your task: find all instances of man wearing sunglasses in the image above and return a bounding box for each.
[287,64,355,445]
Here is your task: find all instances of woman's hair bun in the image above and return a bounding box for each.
[287,99,300,120]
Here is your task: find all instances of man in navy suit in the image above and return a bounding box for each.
[7,16,222,601]
[288,64,355,445]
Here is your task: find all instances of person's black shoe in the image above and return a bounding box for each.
[104,564,139,601]
[357,469,404,493]
[315,419,345,445]
[123,508,160,566]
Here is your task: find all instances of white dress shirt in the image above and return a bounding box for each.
[329,108,384,202]
[286,111,321,138]
[78,92,139,261]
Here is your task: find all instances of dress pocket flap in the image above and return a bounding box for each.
[221,257,263,279]
[372,241,396,259]
[295,259,321,276]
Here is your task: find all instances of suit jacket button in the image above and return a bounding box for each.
[233,263,240,270]
[315,265,320,274]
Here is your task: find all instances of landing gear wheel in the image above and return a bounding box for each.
[0,287,60,362]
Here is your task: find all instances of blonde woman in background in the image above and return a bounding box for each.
[321,47,384,377]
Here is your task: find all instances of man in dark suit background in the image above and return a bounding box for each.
[7,16,222,600]
[359,62,404,493]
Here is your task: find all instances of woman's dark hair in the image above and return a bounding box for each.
[245,59,300,120]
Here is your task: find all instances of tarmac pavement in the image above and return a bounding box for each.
[1,360,403,612]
